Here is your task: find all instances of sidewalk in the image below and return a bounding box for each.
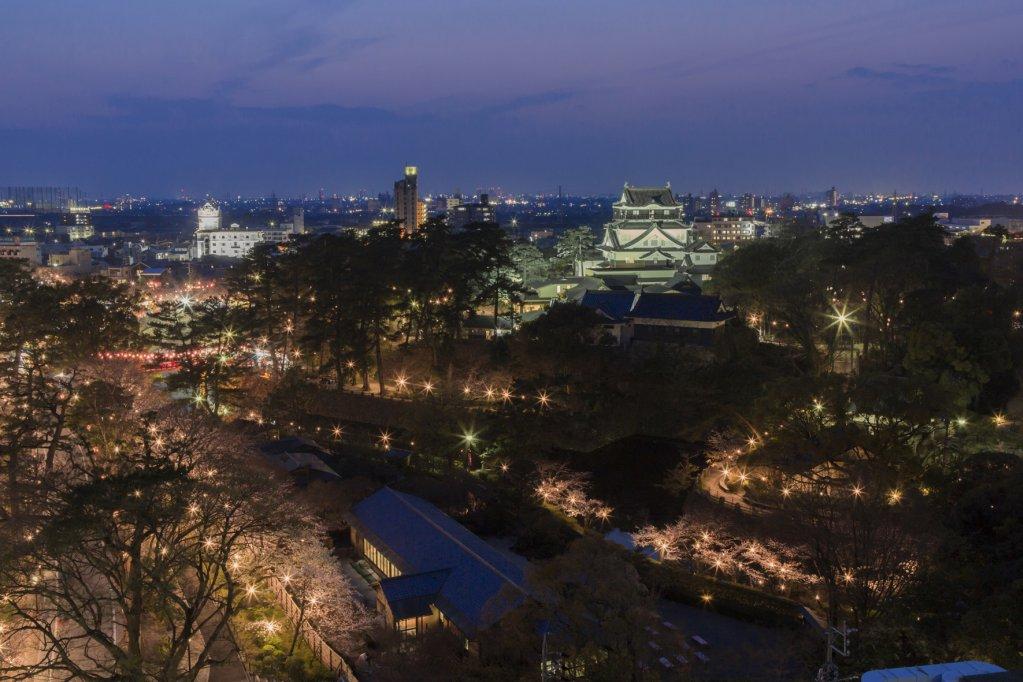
[197,612,250,682]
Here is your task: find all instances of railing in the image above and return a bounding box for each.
[267,577,360,682]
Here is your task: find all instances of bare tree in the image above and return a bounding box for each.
[773,464,929,628]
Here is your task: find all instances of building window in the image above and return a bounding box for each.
[397,617,418,639]
[362,537,400,578]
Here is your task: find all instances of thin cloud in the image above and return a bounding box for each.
[473,89,578,118]
[842,64,954,87]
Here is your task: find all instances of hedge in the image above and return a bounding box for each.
[636,558,809,629]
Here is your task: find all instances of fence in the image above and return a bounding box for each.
[267,577,360,682]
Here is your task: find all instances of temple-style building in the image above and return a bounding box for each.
[583,183,719,285]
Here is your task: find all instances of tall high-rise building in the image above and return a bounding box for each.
[394,165,420,230]
[827,186,840,208]
[709,189,721,217]
[741,193,763,216]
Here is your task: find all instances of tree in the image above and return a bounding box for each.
[296,233,368,389]
[147,297,248,416]
[226,243,301,382]
[274,536,369,656]
[512,538,667,681]
[552,227,595,276]
[508,242,548,282]
[773,461,930,630]
[400,218,514,369]
[0,263,137,517]
[710,236,830,372]
[0,410,306,681]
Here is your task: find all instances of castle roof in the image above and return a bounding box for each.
[619,184,678,207]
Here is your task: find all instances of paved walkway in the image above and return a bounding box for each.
[698,466,762,514]
[198,614,250,682]
[657,600,809,679]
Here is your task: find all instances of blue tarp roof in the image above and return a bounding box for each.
[349,487,528,636]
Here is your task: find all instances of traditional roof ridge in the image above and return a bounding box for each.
[637,248,679,260]
[617,184,678,208]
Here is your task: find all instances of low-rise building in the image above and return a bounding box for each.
[194,224,266,258]
[0,238,42,265]
[693,217,767,244]
[447,194,496,230]
[578,289,734,347]
[46,246,93,277]
[347,487,528,653]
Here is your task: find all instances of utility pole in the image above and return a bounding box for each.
[815,621,852,682]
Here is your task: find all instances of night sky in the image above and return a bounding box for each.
[2,0,1021,197]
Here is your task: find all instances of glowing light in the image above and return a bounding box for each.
[826,303,858,333]
[992,413,1009,428]
[887,488,903,505]
[537,391,550,407]
[851,485,864,498]
[331,425,343,438]
[422,381,434,394]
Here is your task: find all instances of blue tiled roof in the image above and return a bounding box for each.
[629,293,730,322]
[350,487,528,637]
[579,290,636,322]
[379,569,451,620]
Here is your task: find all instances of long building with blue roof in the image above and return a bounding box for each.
[576,289,734,346]
[347,487,528,651]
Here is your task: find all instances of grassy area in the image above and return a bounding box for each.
[232,601,335,682]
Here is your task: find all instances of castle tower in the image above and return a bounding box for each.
[197,201,221,232]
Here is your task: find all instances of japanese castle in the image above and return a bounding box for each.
[583,183,719,284]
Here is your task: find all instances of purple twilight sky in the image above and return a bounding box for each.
[1,0,1021,197]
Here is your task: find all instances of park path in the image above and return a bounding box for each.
[197,612,250,682]
[697,465,762,514]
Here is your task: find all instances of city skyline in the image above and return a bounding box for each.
[2,0,1022,196]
